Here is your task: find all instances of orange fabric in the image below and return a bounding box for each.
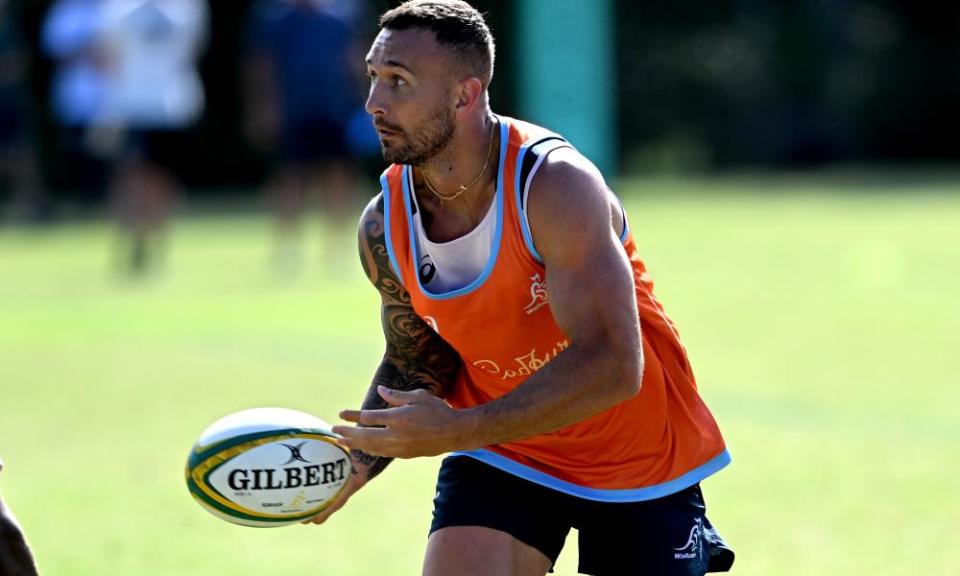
[383,117,726,490]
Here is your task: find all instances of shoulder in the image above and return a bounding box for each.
[526,148,612,260]
[528,146,607,205]
[360,165,409,235]
[357,192,409,304]
[358,192,385,231]
[357,192,387,279]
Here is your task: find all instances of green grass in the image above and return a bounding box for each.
[1,176,958,575]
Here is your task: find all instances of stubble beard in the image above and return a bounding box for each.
[380,105,455,167]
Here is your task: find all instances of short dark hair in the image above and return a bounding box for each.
[379,0,495,86]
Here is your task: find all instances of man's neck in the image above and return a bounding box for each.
[414,113,500,238]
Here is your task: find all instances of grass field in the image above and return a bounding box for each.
[1,175,958,575]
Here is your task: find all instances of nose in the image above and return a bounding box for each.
[365,81,387,117]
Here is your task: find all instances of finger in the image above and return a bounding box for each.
[331,425,391,454]
[378,386,429,406]
[332,426,391,440]
[377,386,408,406]
[339,409,395,427]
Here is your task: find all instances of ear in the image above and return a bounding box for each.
[454,77,485,114]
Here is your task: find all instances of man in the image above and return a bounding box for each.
[243,0,366,273]
[0,459,40,576]
[0,0,45,223]
[309,2,734,574]
[97,0,209,274]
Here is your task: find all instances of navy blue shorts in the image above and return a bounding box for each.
[430,456,734,575]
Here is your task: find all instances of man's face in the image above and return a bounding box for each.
[365,28,459,166]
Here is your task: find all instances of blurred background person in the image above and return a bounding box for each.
[41,0,111,219]
[243,0,368,275]
[96,0,209,275]
[0,0,44,224]
[0,459,39,576]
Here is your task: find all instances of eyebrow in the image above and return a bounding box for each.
[366,58,416,76]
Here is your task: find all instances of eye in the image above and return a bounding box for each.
[392,76,408,87]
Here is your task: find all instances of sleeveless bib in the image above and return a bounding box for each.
[379,116,729,501]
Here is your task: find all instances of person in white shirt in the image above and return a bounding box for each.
[97,0,209,274]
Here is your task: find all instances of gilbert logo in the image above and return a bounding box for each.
[673,517,702,560]
[523,274,549,314]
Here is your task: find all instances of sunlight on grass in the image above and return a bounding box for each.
[1,177,958,575]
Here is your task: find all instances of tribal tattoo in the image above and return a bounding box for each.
[353,196,462,480]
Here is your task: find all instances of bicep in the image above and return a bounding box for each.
[528,151,641,350]
[546,237,638,348]
[358,195,461,396]
[378,300,460,397]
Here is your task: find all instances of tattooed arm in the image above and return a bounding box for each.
[306,194,461,525]
[350,194,462,480]
[334,149,643,459]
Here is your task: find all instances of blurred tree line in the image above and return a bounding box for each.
[617,0,960,171]
[5,0,959,202]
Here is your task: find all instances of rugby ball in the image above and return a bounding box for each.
[185,407,351,527]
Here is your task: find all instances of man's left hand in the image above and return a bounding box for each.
[334,386,474,458]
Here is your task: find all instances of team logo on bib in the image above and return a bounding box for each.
[523,273,549,314]
[423,315,440,334]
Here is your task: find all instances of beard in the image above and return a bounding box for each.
[379,104,455,166]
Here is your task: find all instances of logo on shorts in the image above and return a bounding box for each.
[673,517,702,560]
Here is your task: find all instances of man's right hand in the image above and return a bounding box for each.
[302,459,371,525]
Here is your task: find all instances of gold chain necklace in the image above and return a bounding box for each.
[422,120,497,203]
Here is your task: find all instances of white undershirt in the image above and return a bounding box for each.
[410,188,498,293]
